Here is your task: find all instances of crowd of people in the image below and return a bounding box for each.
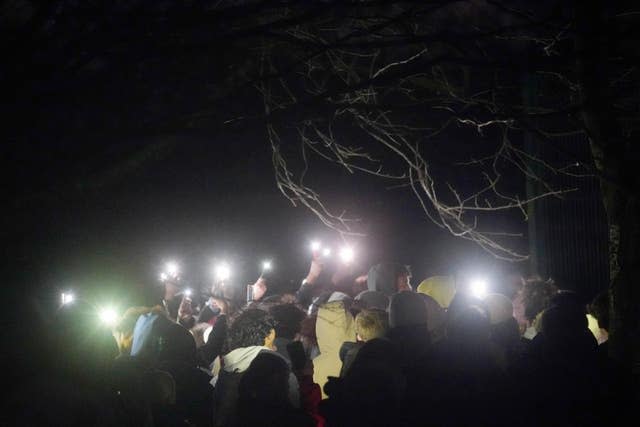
[21,253,630,426]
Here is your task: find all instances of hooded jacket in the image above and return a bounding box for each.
[417,275,456,309]
[313,301,356,398]
[213,346,300,427]
[367,263,405,296]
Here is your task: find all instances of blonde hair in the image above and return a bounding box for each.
[355,309,389,342]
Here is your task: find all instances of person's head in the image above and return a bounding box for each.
[341,339,405,422]
[447,305,491,350]
[355,309,389,342]
[367,263,412,296]
[238,352,291,406]
[114,306,155,355]
[157,322,197,365]
[521,277,558,324]
[482,294,519,349]
[225,308,277,352]
[269,303,307,340]
[540,290,589,341]
[482,293,514,326]
[353,290,389,312]
[388,291,428,329]
[446,291,483,326]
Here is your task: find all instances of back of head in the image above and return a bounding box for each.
[446,292,482,325]
[130,311,173,363]
[482,295,520,349]
[447,305,491,349]
[269,303,306,340]
[226,308,276,352]
[354,290,389,311]
[522,277,558,322]
[540,291,590,341]
[342,339,405,422]
[238,352,290,405]
[327,291,352,304]
[157,322,197,365]
[355,309,389,342]
[114,306,155,355]
[417,276,456,309]
[367,263,407,296]
[389,291,428,329]
[482,293,514,326]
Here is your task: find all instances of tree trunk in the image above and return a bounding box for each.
[576,0,640,391]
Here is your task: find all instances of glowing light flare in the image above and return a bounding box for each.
[184,288,192,297]
[61,292,74,305]
[215,263,231,281]
[262,260,272,271]
[159,272,168,282]
[166,261,179,278]
[310,241,321,251]
[322,248,332,257]
[99,307,118,326]
[339,246,355,264]
[469,278,488,299]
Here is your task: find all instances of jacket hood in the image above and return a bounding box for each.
[313,300,355,398]
[130,312,169,358]
[315,301,355,356]
[222,346,270,373]
[417,276,456,308]
[367,263,405,296]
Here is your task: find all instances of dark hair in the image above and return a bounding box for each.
[238,352,290,405]
[269,303,307,340]
[522,277,558,321]
[447,305,492,353]
[225,308,277,352]
[157,322,196,364]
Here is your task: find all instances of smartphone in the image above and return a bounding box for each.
[287,340,307,371]
[246,284,253,303]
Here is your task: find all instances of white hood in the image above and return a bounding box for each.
[222,346,270,373]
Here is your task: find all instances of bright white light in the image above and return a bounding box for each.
[322,248,332,257]
[166,262,179,277]
[262,260,272,271]
[310,241,321,251]
[61,292,74,305]
[160,272,168,282]
[216,263,231,281]
[339,246,355,264]
[99,307,118,326]
[184,288,192,297]
[470,278,488,299]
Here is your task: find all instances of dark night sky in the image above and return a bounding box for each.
[1,2,526,323]
[5,124,510,318]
